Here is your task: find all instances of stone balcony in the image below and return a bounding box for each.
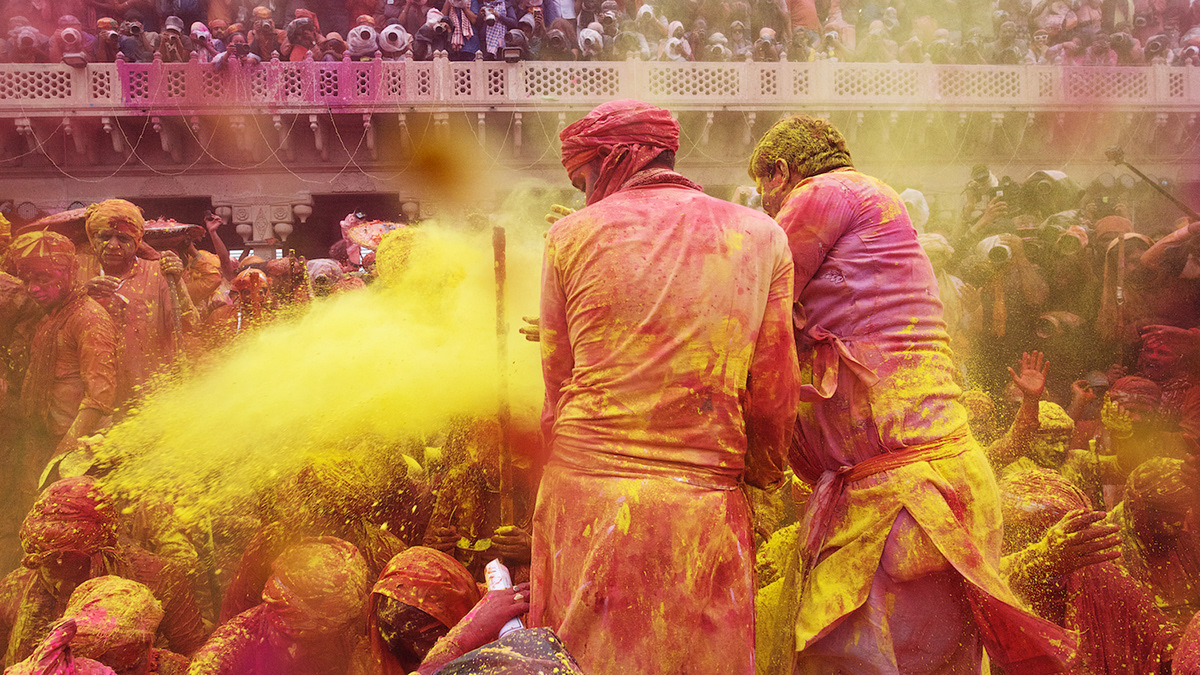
[2,56,1198,231]
[1,56,1199,115]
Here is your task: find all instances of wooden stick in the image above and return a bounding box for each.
[493,225,514,525]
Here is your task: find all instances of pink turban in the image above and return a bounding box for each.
[261,537,371,637]
[560,99,679,205]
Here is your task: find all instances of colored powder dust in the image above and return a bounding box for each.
[93,193,550,522]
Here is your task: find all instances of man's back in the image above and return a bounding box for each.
[541,183,793,479]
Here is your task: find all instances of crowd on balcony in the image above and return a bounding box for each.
[1,0,1198,65]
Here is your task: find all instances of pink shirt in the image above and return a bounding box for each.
[778,168,967,477]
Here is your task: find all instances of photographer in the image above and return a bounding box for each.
[611,21,651,59]
[91,18,124,62]
[156,15,193,63]
[1109,30,1144,63]
[212,30,262,68]
[985,20,1034,63]
[6,21,49,63]
[48,15,94,65]
[282,16,320,59]
[1079,29,1118,64]
[412,8,453,59]
[117,19,154,61]
[855,19,897,61]
[396,0,437,36]
[752,26,782,60]
[541,17,579,58]
[478,0,517,59]
[727,19,751,57]
[577,22,605,57]
[442,0,480,60]
[248,16,282,59]
[817,26,852,59]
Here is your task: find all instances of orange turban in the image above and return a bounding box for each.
[9,231,76,274]
[84,199,145,243]
[560,99,679,205]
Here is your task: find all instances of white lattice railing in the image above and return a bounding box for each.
[1,56,1198,115]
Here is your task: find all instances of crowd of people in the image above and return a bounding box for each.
[0,97,1194,674]
[2,0,1199,65]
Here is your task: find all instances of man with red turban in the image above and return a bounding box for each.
[368,547,533,675]
[0,477,206,666]
[9,232,116,506]
[748,115,1075,673]
[189,537,372,675]
[532,99,800,674]
[80,199,197,406]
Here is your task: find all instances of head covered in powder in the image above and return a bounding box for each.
[21,476,119,570]
[1036,400,1074,433]
[63,576,163,669]
[747,114,853,185]
[84,199,146,245]
[262,536,371,640]
[1123,457,1196,544]
[559,99,679,205]
[9,230,77,277]
[369,546,482,672]
[4,619,115,675]
[999,468,1090,554]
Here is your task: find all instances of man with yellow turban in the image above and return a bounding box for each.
[80,199,196,405]
[8,231,116,508]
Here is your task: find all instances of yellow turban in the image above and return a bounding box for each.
[84,199,145,244]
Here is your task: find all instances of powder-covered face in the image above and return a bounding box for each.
[1029,429,1070,468]
[21,264,74,309]
[753,162,792,218]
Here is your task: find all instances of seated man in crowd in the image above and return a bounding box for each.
[0,476,207,666]
[188,537,371,675]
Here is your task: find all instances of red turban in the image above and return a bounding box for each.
[9,231,77,275]
[84,199,145,244]
[999,468,1090,555]
[368,547,481,675]
[20,477,119,569]
[1107,376,1162,411]
[261,537,371,637]
[560,99,679,205]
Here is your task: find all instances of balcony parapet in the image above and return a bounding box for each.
[1,54,1198,116]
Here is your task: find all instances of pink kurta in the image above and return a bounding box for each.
[531,176,800,675]
[777,168,1075,673]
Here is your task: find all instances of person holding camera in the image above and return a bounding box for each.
[48,15,94,65]
[440,0,480,59]
[248,15,282,59]
[190,21,222,62]
[156,15,192,62]
[477,0,517,58]
[412,8,452,59]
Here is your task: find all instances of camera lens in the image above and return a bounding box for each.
[988,244,1013,264]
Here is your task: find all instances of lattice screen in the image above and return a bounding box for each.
[759,68,778,96]
[1065,70,1147,98]
[165,69,187,98]
[523,64,619,97]
[89,69,112,100]
[486,66,506,97]
[647,65,739,97]
[451,66,473,97]
[938,69,1020,98]
[833,66,918,97]
[126,70,149,100]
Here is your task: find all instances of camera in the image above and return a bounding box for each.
[130,23,143,35]
[434,20,449,35]
[1134,15,1148,28]
[600,11,617,27]
[231,42,252,56]
[1145,34,1168,55]
[483,6,497,25]
[18,34,34,49]
[547,29,567,50]
[503,29,527,61]
[824,30,838,43]
[60,27,81,47]
[976,235,1013,264]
